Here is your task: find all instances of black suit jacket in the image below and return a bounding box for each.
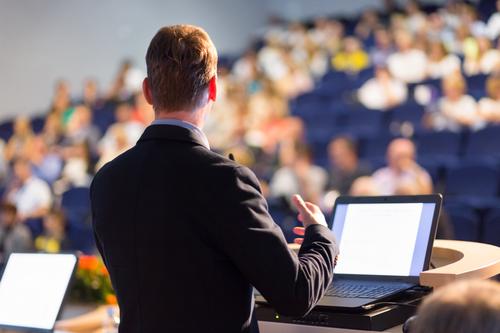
[91,124,338,333]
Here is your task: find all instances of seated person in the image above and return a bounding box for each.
[0,202,33,265]
[35,209,70,253]
[358,66,408,110]
[327,136,371,195]
[4,158,52,222]
[4,116,34,163]
[426,41,461,79]
[412,279,500,333]
[331,36,370,73]
[463,36,500,76]
[478,74,500,123]
[372,138,433,195]
[434,74,483,131]
[387,29,428,83]
[270,142,328,205]
[349,176,380,196]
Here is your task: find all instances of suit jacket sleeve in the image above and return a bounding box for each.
[199,165,338,317]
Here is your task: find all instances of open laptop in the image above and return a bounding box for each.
[0,253,78,332]
[256,194,441,310]
[316,194,441,309]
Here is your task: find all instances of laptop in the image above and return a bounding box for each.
[256,194,442,310]
[0,253,78,332]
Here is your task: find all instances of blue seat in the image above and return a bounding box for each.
[92,104,116,134]
[358,135,394,167]
[416,131,462,166]
[445,203,480,241]
[389,103,425,130]
[31,116,46,134]
[0,120,14,142]
[483,208,500,246]
[464,126,500,163]
[25,218,44,239]
[267,200,298,243]
[344,108,385,136]
[444,163,500,209]
[61,187,94,253]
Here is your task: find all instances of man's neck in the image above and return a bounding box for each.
[156,110,204,129]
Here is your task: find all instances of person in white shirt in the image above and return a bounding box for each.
[487,0,500,40]
[426,41,461,79]
[270,142,328,205]
[358,66,408,110]
[5,158,52,222]
[436,74,484,131]
[478,75,500,123]
[464,36,500,76]
[387,30,428,83]
[372,138,433,195]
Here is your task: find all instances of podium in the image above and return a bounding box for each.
[54,240,500,333]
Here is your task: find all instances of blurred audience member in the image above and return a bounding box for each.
[270,142,327,205]
[107,60,145,102]
[0,202,33,265]
[435,74,483,131]
[464,36,500,76]
[0,140,6,184]
[35,209,70,253]
[49,79,71,116]
[99,103,144,153]
[5,158,52,222]
[332,36,370,73]
[412,279,500,333]
[63,105,101,155]
[487,0,500,40]
[370,28,395,66]
[372,138,432,195]
[28,136,63,184]
[81,78,103,110]
[478,74,500,123]
[4,116,34,162]
[327,136,371,195]
[349,176,380,196]
[387,30,428,83]
[358,66,408,110]
[40,113,64,147]
[426,41,461,79]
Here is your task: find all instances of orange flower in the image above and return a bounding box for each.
[106,294,117,305]
[79,255,99,271]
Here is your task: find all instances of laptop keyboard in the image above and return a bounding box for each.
[325,282,407,299]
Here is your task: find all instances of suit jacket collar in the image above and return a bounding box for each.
[138,124,208,149]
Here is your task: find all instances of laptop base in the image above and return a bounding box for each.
[255,287,430,331]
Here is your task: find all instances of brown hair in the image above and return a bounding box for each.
[486,75,500,99]
[412,279,500,333]
[145,25,218,112]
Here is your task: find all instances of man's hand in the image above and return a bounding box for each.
[291,194,327,245]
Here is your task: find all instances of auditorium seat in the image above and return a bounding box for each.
[30,116,46,134]
[92,103,116,134]
[482,208,500,246]
[444,163,500,208]
[389,102,425,131]
[464,126,500,164]
[445,203,480,241]
[416,131,462,166]
[358,134,394,168]
[344,108,385,136]
[25,218,44,239]
[0,120,14,142]
[61,187,94,253]
[267,199,298,243]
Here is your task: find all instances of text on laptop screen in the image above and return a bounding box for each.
[0,253,77,330]
[332,203,435,277]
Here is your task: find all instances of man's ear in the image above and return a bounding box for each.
[142,78,154,105]
[208,76,217,102]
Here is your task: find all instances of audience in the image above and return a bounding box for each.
[358,66,408,110]
[372,138,432,195]
[5,158,52,222]
[2,0,500,255]
[387,30,427,83]
[327,136,371,195]
[0,202,33,265]
[435,74,483,131]
[35,209,70,253]
[478,74,500,123]
[412,279,500,333]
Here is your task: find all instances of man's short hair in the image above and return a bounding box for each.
[145,25,218,112]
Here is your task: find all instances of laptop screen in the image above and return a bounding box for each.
[0,253,77,331]
[331,200,437,277]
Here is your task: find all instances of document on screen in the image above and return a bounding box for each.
[334,203,423,276]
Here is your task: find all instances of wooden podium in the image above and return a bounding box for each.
[54,240,500,333]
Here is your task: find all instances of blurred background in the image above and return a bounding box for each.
[1,0,499,263]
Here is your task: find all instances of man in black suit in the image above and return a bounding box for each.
[91,25,338,333]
